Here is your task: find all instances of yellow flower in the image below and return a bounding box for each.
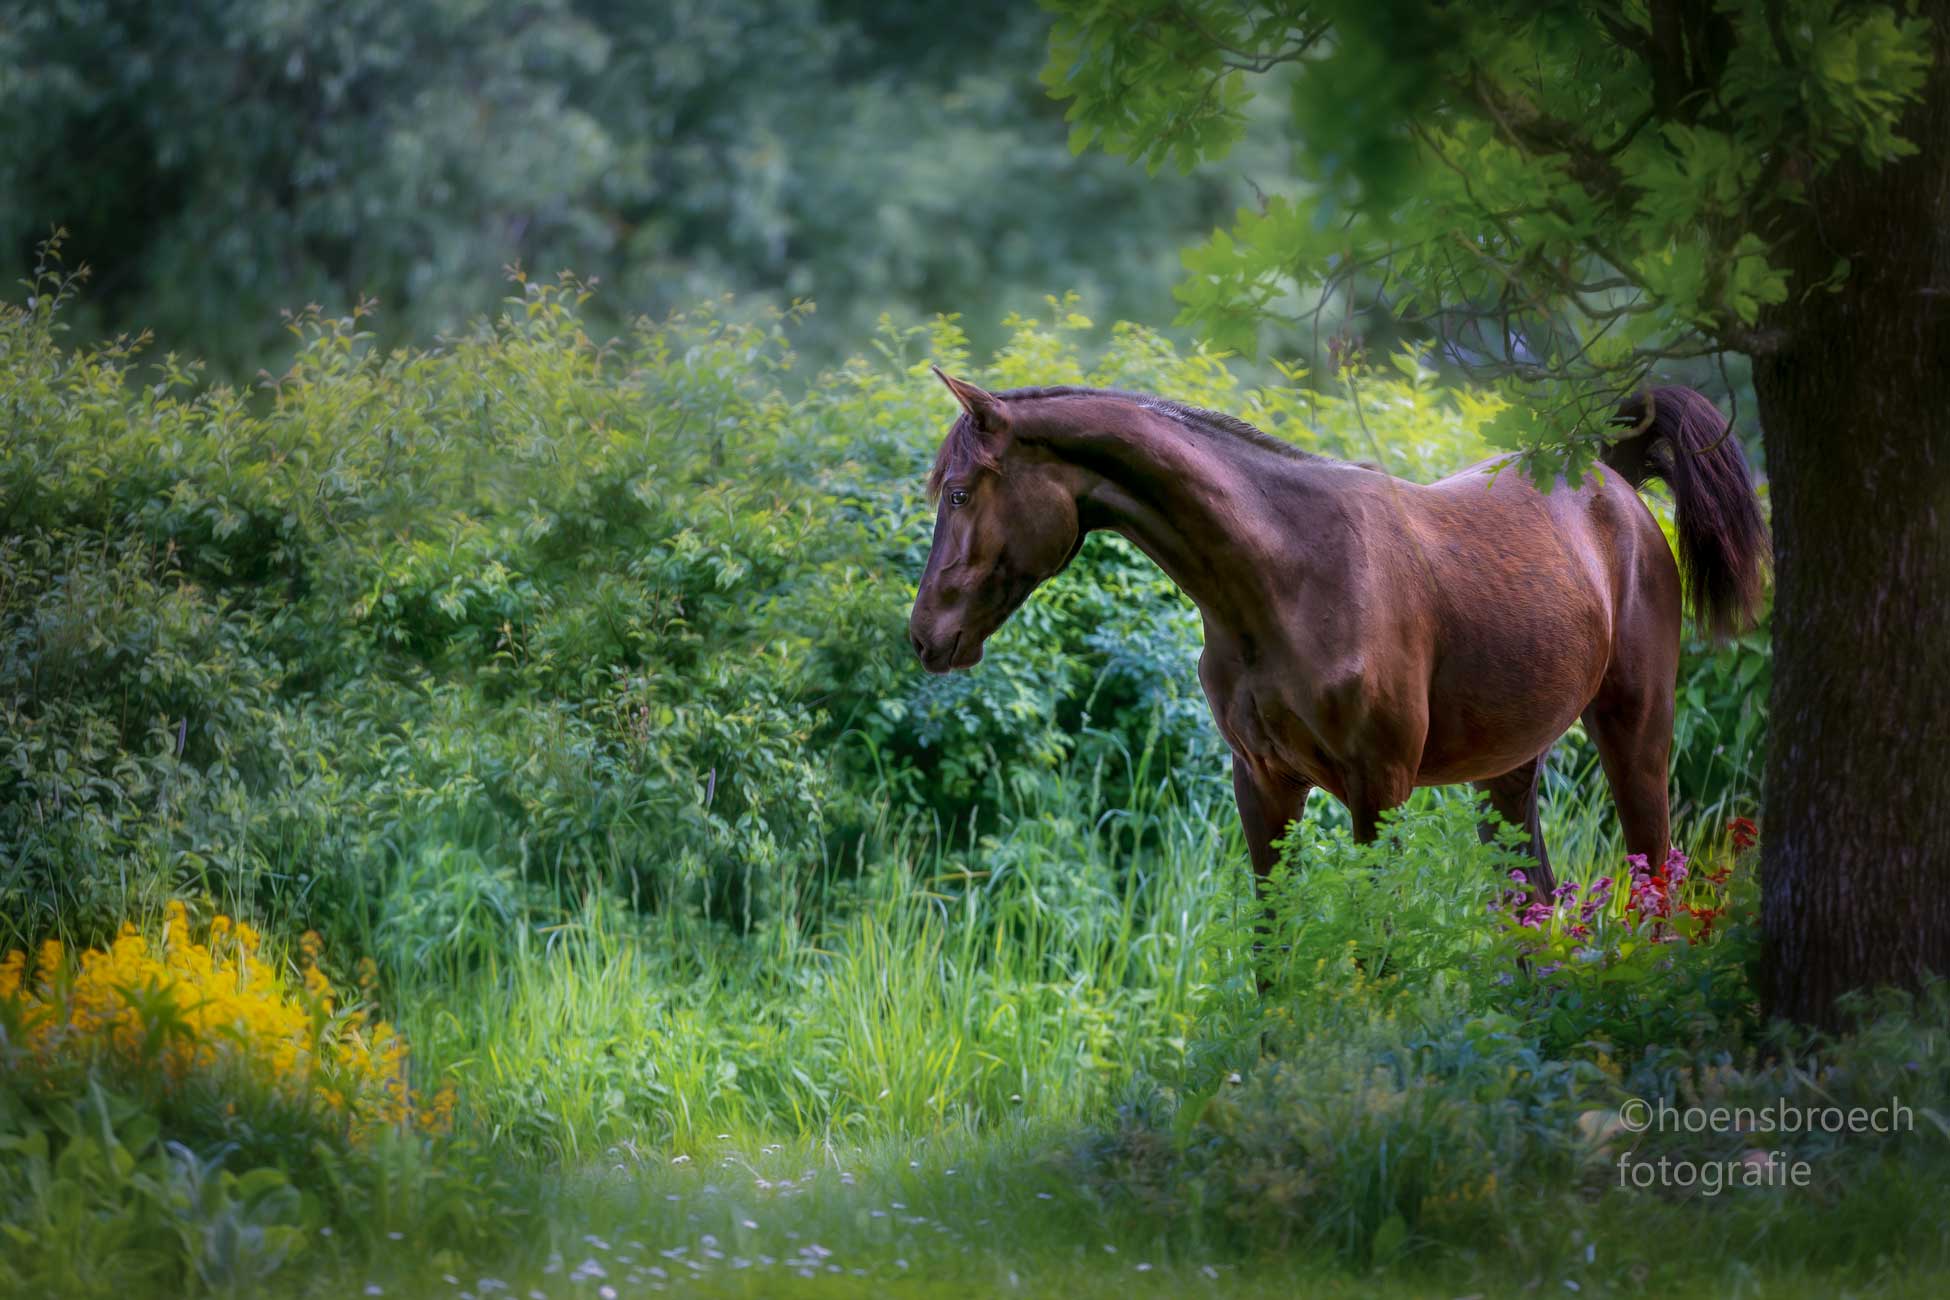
[0,907,457,1144]
[0,949,25,1000]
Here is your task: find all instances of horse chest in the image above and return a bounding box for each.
[1202,664,1350,796]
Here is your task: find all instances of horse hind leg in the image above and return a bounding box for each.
[1473,752,1555,898]
[1581,665,1675,868]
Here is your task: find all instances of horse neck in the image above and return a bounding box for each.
[1020,394,1326,633]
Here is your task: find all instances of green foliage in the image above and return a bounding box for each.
[0,1085,196,1297]
[395,756,1233,1161]
[1184,797,1762,1067]
[1066,804,1936,1278]
[0,1068,525,1299]
[1255,798,1535,1002]
[1043,0,1934,471]
[1085,989,1598,1264]
[0,0,1278,377]
[1080,977,1950,1280]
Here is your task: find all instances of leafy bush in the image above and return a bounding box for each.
[1083,987,1601,1263]
[1078,793,1940,1273]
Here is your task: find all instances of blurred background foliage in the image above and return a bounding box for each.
[0,0,1287,380]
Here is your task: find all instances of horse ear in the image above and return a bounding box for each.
[931,365,1008,435]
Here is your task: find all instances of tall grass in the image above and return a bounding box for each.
[383,722,1242,1160]
[376,704,1757,1166]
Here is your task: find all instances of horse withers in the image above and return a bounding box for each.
[907,368,1768,901]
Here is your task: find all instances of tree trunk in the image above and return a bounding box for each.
[1748,11,1950,1029]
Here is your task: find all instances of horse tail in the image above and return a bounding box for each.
[1603,386,1771,640]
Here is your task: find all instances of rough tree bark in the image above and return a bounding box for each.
[1749,2,1950,1029]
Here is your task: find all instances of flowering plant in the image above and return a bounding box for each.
[0,902,453,1141]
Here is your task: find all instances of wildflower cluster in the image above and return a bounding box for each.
[1620,847,1735,939]
[1498,872,1615,940]
[0,902,455,1141]
[1490,818,1754,973]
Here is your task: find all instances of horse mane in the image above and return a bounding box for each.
[927,385,1313,501]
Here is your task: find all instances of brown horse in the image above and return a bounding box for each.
[908,369,1769,898]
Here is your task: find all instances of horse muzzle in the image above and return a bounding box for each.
[909,625,984,674]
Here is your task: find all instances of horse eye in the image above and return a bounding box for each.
[949,489,969,507]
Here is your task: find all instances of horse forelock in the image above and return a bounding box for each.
[926,413,1000,502]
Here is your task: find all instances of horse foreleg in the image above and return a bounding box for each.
[1232,757,1311,992]
[1345,764,1416,844]
[1473,753,1556,897]
[1232,758,1310,883]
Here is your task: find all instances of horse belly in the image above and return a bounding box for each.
[1415,596,1610,784]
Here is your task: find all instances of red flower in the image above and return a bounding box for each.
[1728,816,1759,853]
